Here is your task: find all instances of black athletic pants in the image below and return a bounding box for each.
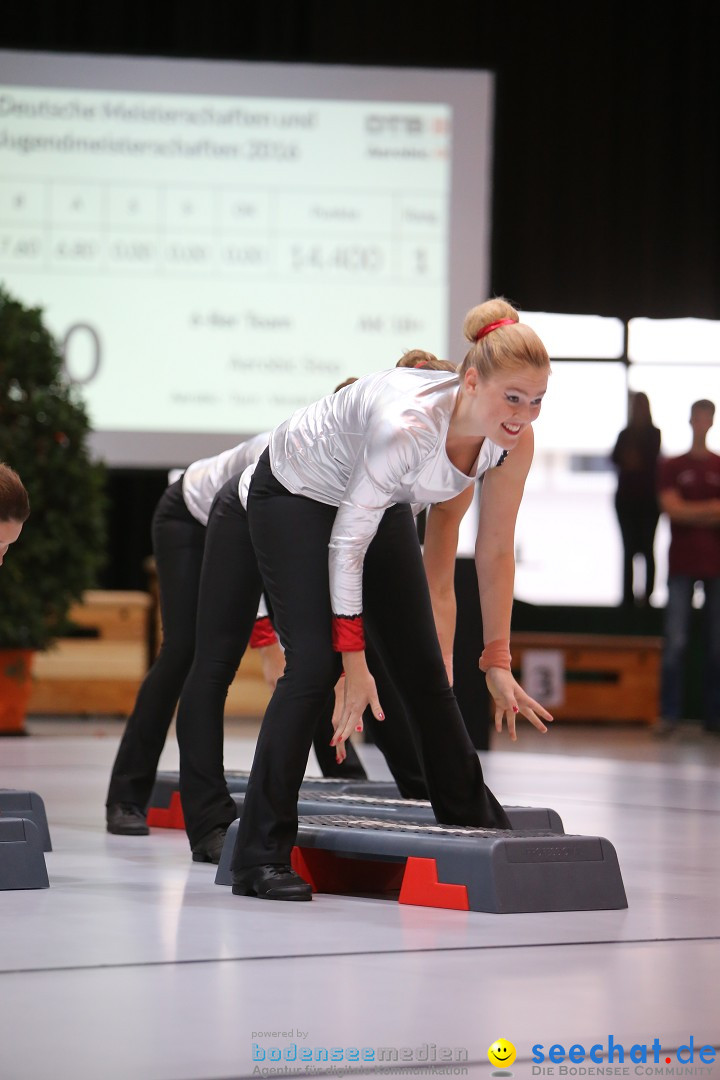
[615,494,659,605]
[231,453,510,872]
[106,480,205,811]
[179,478,433,842]
[107,478,367,836]
[175,478,372,843]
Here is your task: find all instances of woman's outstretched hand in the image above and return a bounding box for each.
[484,666,554,741]
[331,651,384,763]
[330,675,349,763]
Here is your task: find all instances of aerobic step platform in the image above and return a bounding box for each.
[146,771,564,834]
[146,770,402,827]
[0,790,52,851]
[215,816,627,913]
[230,790,564,832]
[0,818,50,890]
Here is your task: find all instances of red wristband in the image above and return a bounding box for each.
[332,615,365,652]
[250,616,278,649]
[479,639,512,672]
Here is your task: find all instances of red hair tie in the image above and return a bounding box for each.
[476,318,515,341]
[414,359,428,368]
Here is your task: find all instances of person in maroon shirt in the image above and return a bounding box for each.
[657,399,720,735]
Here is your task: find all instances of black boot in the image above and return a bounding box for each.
[106,803,149,836]
[231,864,312,901]
[191,826,228,864]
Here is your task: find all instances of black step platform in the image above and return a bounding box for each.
[0,790,52,851]
[0,818,50,891]
[215,815,627,913]
[146,770,564,834]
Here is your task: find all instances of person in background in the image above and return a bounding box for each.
[656,399,720,736]
[0,463,29,565]
[611,391,661,606]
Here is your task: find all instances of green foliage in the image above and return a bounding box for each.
[0,283,106,649]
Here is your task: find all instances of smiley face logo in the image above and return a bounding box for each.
[488,1039,516,1070]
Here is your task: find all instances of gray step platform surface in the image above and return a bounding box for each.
[0,817,50,890]
[147,770,565,833]
[0,790,52,851]
[227,770,399,798]
[149,769,405,805]
[229,789,565,832]
[215,815,627,913]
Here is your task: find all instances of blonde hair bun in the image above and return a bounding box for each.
[463,298,519,344]
[459,297,550,379]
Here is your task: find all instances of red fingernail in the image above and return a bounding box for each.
[512,706,519,713]
[355,725,363,732]
[378,712,385,720]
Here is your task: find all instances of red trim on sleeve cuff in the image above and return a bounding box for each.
[250,616,278,649]
[332,615,365,652]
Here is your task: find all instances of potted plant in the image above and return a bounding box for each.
[0,284,106,733]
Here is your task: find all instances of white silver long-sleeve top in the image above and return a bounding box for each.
[182,431,270,526]
[267,368,506,619]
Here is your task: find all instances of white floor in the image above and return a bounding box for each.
[1,719,719,1080]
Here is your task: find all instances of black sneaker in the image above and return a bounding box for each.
[191,827,228,864]
[106,803,149,835]
[231,864,312,901]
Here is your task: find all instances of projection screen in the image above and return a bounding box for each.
[0,51,493,466]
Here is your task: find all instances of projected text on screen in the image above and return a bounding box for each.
[0,85,451,437]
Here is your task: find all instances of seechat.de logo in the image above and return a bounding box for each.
[531,1036,717,1071]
